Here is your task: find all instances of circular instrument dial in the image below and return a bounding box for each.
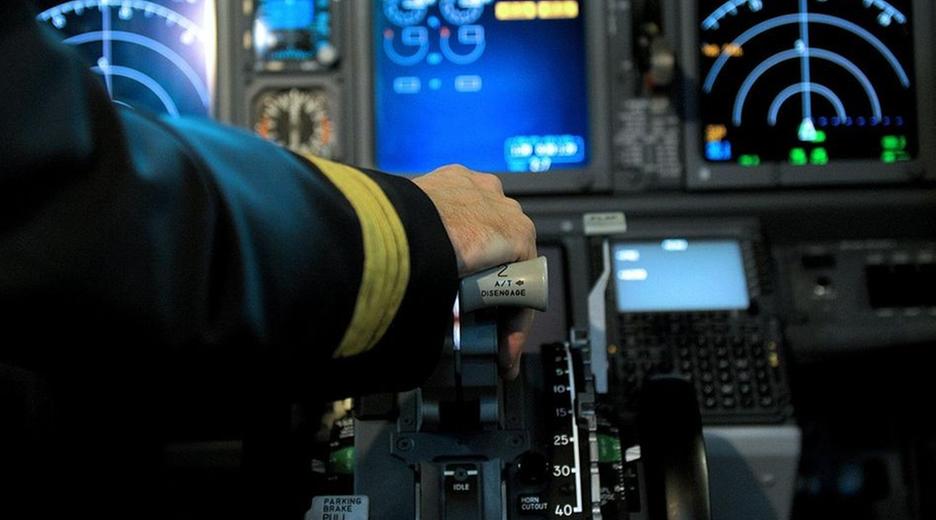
[439,0,485,26]
[383,0,430,27]
[253,88,335,158]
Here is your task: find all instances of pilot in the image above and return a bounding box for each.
[0,1,536,519]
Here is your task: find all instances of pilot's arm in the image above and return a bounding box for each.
[1,2,537,519]
[0,0,534,399]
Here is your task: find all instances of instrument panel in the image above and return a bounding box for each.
[34,0,936,191]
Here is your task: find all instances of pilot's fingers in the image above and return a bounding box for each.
[498,308,535,380]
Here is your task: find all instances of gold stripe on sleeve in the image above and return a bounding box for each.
[301,155,411,358]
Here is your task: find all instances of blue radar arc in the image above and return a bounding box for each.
[91,64,180,116]
[732,47,881,125]
[702,0,908,30]
[702,13,910,93]
[37,0,211,117]
[64,31,210,108]
[702,0,765,30]
[863,0,908,26]
[38,1,208,41]
[767,83,847,126]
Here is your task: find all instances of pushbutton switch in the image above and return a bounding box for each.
[517,451,549,485]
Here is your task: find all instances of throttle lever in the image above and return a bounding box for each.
[419,257,548,432]
[458,256,549,313]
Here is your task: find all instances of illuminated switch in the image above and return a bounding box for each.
[443,464,481,520]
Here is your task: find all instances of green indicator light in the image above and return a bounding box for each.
[815,130,827,143]
[598,434,623,463]
[882,135,899,150]
[329,447,355,475]
[881,137,911,163]
[790,148,807,166]
[810,147,829,165]
[739,154,761,167]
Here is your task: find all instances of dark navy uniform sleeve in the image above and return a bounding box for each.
[0,2,457,400]
[1,2,459,518]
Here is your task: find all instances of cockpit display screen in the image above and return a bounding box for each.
[373,0,590,174]
[698,0,918,167]
[612,239,750,313]
[253,0,336,68]
[36,0,216,118]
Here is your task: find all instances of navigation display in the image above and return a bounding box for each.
[373,0,590,174]
[698,0,918,167]
[36,0,215,118]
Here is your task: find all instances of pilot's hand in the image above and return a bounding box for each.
[413,164,537,379]
[413,164,537,276]
[498,308,534,380]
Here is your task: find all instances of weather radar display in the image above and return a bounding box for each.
[699,0,917,167]
[36,0,216,118]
